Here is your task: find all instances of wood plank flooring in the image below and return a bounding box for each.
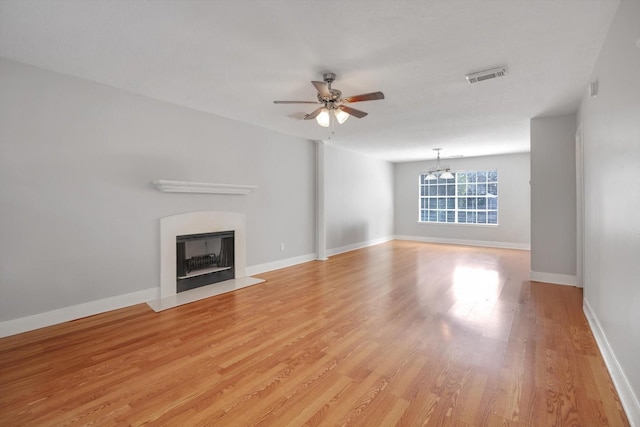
[0,241,629,426]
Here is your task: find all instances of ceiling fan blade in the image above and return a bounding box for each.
[343,91,385,103]
[274,101,321,104]
[339,105,368,118]
[304,107,325,120]
[312,81,331,98]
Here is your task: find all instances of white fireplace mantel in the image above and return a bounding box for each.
[153,180,257,195]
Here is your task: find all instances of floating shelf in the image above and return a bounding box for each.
[153,180,257,195]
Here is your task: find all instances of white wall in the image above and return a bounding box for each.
[530,114,577,284]
[0,58,315,323]
[394,153,530,248]
[325,145,394,254]
[578,1,640,422]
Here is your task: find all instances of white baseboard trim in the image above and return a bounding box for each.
[530,271,578,286]
[0,253,317,338]
[394,235,530,251]
[326,236,394,257]
[584,298,640,427]
[0,287,159,338]
[245,253,317,276]
[0,237,529,339]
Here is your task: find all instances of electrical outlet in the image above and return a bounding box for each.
[280,243,285,252]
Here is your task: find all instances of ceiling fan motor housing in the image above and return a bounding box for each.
[323,72,336,84]
[318,89,342,105]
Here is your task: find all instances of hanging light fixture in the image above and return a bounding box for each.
[425,148,454,180]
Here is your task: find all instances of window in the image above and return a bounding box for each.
[419,170,498,224]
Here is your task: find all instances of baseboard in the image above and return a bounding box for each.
[326,236,394,257]
[584,298,640,426]
[394,235,530,251]
[245,253,317,276]
[0,237,527,339]
[0,253,317,338]
[0,287,159,338]
[530,271,578,286]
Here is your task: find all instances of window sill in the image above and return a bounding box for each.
[416,221,499,228]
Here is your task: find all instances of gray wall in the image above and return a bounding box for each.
[394,153,530,248]
[578,0,640,419]
[325,145,394,252]
[0,58,316,321]
[530,114,577,278]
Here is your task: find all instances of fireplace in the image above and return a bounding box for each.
[176,231,235,292]
[150,211,264,312]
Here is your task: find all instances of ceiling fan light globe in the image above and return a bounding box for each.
[334,109,350,124]
[316,109,330,127]
[425,173,438,180]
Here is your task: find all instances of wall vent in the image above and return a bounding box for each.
[466,66,508,84]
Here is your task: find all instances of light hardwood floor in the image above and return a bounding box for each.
[0,241,629,426]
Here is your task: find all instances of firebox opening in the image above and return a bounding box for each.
[176,230,235,293]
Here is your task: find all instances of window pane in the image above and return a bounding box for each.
[477,171,486,182]
[458,212,467,223]
[467,197,476,209]
[488,183,497,195]
[420,210,428,221]
[487,170,498,182]
[429,185,437,196]
[467,184,477,195]
[437,185,446,196]
[467,211,476,223]
[429,199,437,209]
[458,197,467,209]
[477,197,486,209]
[447,197,455,209]
[437,198,446,209]
[438,211,446,222]
[467,172,477,183]
[477,211,487,224]
[458,173,467,184]
[447,211,455,222]
[447,184,455,195]
[488,211,498,224]
[429,211,437,221]
[488,197,498,209]
[420,198,426,209]
[420,186,427,196]
[458,184,467,195]
[477,184,487,195]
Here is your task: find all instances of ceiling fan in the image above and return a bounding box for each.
[273,72,384,127]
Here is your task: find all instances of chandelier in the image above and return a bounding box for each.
[425,148,454,180]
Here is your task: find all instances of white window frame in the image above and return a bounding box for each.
[418,170,499,225]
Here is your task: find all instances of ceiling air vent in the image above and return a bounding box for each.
[465,66,508,84]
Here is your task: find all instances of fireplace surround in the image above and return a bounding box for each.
[148,211,263,311]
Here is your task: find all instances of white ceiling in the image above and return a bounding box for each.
[0,0,619,162]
